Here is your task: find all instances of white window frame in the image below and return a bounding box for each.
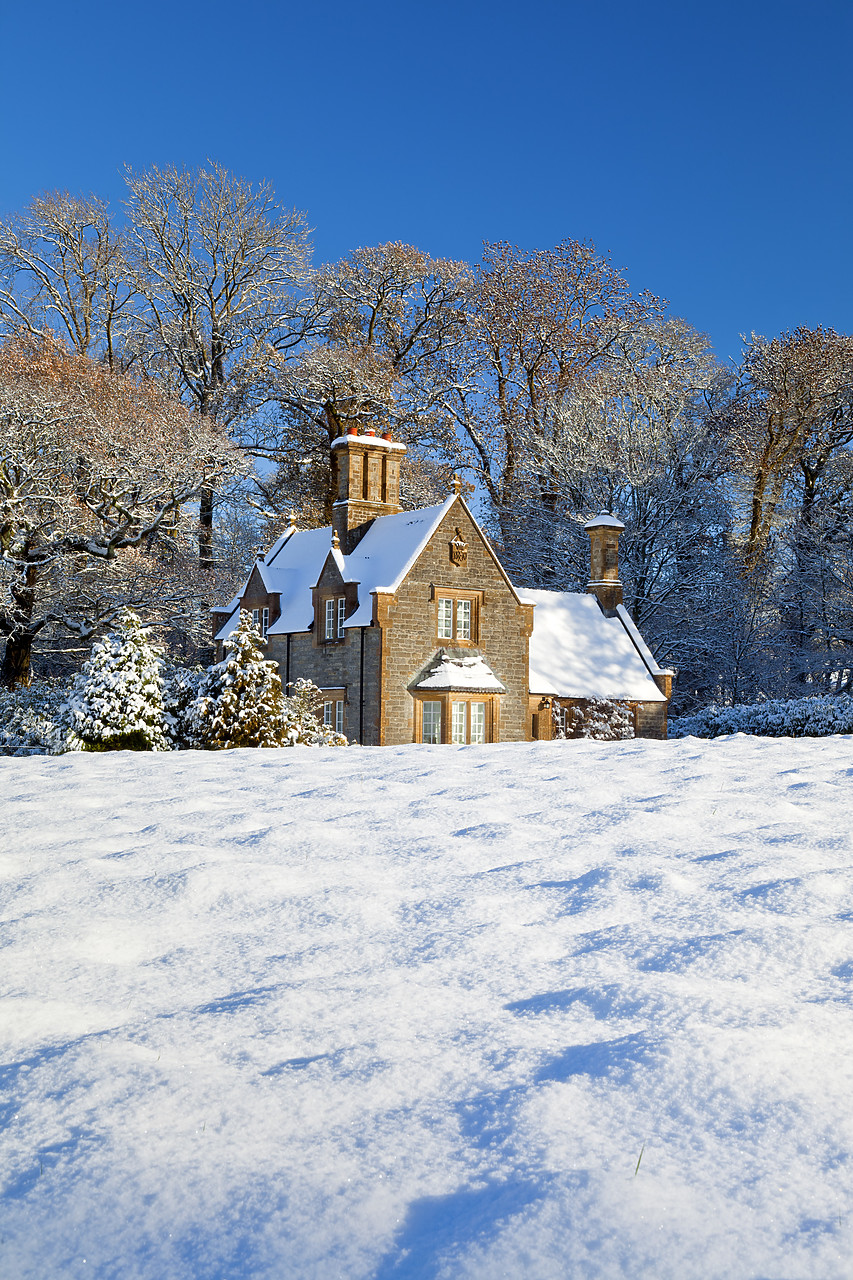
[323,700,334,726]
[335,700,344,735]
[436,593,478,643]
[325,598,336,640]
[421,701,442,744]
[337,596,346,639]
[437,597,454,640]
[470,701,486,744]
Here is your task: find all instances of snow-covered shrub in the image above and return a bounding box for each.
[162,663,207,749]
[282,678,348,747]
[567,698,635,741]
[669,694,853,739]
[0,680,68,755]
[188,612,293,749]
[61,610,169,752]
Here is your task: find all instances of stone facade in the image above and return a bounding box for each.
[372,502,534,746]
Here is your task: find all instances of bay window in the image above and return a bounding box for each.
[415,695,496,745]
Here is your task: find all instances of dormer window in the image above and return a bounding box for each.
[324,596,347,641]
[252,607,269,638]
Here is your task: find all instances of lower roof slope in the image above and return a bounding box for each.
[526,589,666,702]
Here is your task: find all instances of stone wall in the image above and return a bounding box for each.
[266,627,383,745]
[375,499,533,745]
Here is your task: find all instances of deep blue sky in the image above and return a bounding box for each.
[2,0,851,362]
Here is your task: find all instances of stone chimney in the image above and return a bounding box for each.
[330,427,406,553]
[585,511,625,615]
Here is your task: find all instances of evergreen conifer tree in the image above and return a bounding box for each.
[62,610,169,751]
[189,612,290,749]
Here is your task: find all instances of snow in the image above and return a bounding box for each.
[3,735,853,1278]
[263,526,335,634]
[527,590,667,701]
[258,502,455,633]
[331,434,406,452]
[413,651,507,692]
[584,512,625,530]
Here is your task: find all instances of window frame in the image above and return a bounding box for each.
[323,698,345,734]
[413,692,498,745]
[434,590,481,646]
[322,595,347,643]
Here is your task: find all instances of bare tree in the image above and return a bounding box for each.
[446,240,664,530]
[124,162,313,568]
[728,327,853,572]
[267,242,471,521]
[0,192,135,369]
[0,332,241,685]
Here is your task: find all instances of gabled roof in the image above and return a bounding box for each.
[216,499,458,638]
[526,589,666,702]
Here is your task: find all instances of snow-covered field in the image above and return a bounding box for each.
[3,736,853,1280]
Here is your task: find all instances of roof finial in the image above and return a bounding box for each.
[289,509,297,530]
[452,474,463,497]
[331,529,341,550]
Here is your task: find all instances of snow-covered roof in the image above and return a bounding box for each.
[526,589,666,702]
[584,511,625,530]
[216,501,455,637]
[584,511,625,531]
[214,605,241,643]
[615,604,674,677]
[330,433,406,452]
[412,651,506,693]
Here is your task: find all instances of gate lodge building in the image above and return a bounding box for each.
[212,428,672,745]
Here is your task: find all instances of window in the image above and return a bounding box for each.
[251,607,270,638]
[422,701,442,744]
[436,594,478,643]
[437,597,454,640]
[324,596,346,641]
[415,696,495,745]
[452,700,485,744]
[324,699,344,734]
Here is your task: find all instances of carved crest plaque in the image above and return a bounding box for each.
[449,528,468,567]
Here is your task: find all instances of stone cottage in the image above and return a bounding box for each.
[212,428,672,744]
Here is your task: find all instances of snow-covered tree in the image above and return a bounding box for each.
[161,662,207,749]
[281,677,348,747]
[0,331,240,686]
[188,612,290,749]
[567,698,634,741]
[61,609,169,751]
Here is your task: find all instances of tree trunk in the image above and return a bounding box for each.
[198,485,214,572]
[1,631,35,688]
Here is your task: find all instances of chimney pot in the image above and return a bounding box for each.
[346,425,359,436]
[364,427,376,437]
